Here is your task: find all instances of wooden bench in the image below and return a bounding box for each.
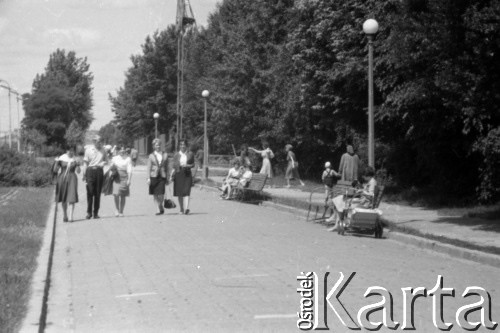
[307,180,354,222]
[371,185,385,209]
[232,173,268,201]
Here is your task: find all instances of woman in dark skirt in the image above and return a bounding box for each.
[170,139,195,214]
[55,146,81,222]
[146,138,169,215]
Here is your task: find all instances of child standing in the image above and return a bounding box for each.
[322,162,340,204]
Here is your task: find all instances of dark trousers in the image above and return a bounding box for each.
[86,167,104,216]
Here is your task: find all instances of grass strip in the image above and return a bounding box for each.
[0,186,53,333]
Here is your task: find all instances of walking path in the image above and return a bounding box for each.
[19,164,500,332]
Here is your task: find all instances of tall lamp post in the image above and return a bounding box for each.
[202,90,209,179]
[16,95,21,152]
[0,79,12,149]
[153,112,160,139]
[363,18,379,168]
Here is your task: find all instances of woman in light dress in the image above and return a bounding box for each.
[110,146,132,217]
[249,141,274,178]
[55,146,81,222]
[284,144,305,187]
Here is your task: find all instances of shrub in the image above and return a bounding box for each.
[42,145,65,157]
[474,127,500,203]
[0,148,52,187]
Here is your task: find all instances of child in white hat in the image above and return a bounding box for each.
[321,161,339,204]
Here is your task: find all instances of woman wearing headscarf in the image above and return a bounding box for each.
[171,139,195,215]
[146,138,169,215]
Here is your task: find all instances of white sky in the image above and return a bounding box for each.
[0,0,218,133]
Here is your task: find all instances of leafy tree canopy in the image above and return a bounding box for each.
[22,49,94,147]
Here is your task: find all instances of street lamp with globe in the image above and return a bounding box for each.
[153,112,160,139]
[202,90,210,179]
[363,18,379,168]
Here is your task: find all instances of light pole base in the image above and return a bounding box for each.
[203,166,209,179]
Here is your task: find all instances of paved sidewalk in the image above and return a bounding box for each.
[210,175,500,255]
[42,165,500,332]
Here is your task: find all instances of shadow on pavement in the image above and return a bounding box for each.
[428,215,500,233]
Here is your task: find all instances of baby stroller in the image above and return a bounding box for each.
[337,185,385,238]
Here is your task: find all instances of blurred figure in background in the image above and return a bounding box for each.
[284,144,305,188]
[339,145,359,182]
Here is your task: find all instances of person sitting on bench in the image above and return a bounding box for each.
[220,159,242,199]
[225,164,253,200]
[238,165,253,188]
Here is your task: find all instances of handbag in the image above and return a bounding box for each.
[163,198,176,209]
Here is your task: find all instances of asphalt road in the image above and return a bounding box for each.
[44,166,500,332]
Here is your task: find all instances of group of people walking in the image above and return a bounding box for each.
[147,138,194,215]
[53,138,134,221]
[54,137,197,222]
[54,136,372,227]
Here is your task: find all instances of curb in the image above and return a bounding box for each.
[20,202,58,332]
[385,230,500,269]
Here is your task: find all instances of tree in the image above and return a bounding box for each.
[20,128,46,156]
[375,0,500,200]
[109,28,179,142]
[108,0,500,202]
[195,0,298,158]
[22,49,94,148]
[64,120,86,148]
[98,122,132,147]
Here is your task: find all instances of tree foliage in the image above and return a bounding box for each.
[105,0,500,202]
[98,122,132,147]
[109,27,179,143]
[22,49,94,148]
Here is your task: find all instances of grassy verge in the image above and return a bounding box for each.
[0,186,53,333]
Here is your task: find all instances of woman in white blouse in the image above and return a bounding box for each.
[146,138,169,215]
[111,146,133,217]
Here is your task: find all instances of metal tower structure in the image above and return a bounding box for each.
[175,0,196,148]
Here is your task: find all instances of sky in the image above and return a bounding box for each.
[0,0,219,134]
